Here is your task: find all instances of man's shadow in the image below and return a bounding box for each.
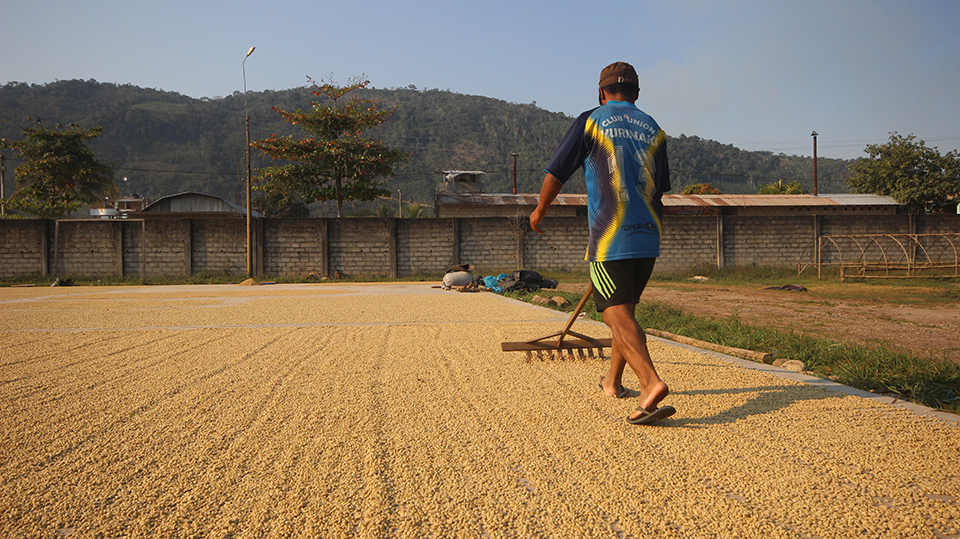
[615,380,836,427]
[665,384,834,427]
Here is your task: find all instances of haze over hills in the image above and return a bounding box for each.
[0,80,853,216]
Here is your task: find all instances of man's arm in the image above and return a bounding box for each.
[529,173,563,233]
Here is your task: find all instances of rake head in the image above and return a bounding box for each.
[501,284,609,361]
[501,332,612,361]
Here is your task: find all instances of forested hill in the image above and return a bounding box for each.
[0,80,853,215]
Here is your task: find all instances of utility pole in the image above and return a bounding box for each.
[811,131,818,196]
[243,46,255,277]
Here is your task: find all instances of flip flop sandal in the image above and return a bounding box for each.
[599,376,629,398]
[626,405,676,425]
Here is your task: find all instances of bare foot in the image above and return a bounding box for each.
[599,376,626,398]
[628,380,669,421]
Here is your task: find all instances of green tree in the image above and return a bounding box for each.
[252,77,409,218]
[260,191,309,218]
[681,183,722,195]
[402,202,425,218]
[1,120,115,218]
[375,202,397,217]
[847,132,960,213]
[757,180,805,194]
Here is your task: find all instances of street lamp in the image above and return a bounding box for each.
[811,131,818,196]
[243,46,255,277]
[0,153,6,216]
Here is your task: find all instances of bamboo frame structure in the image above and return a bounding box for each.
[798,233,960,280]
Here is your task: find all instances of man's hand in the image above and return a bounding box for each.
[530,173,563,234]
[529,206,546,233]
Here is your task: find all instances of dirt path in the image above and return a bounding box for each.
[560,281,960,364]
[1,284,957,538]
[644,283,960,364]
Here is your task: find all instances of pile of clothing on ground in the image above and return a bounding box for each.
[441,264,558,293]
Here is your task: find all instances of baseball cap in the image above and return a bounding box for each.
[599,62,639,89]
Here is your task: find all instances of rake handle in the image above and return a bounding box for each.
[556,283,594,348]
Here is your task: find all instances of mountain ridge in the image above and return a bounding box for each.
[0,79,853,216]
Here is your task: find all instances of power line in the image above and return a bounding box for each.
[114,166,236,177]
[670,168,820,184]
[0,155,836,186]
[731,135,960,156]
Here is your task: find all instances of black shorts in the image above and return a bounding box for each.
[590,258,656,312]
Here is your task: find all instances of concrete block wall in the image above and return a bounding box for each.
[328,218,393,277]
[264,219,324,276]
[817,214,960,270]
[820,215,909,236]
[817,215,910,265]
[914,216,960,268]
[121,221,143,277]
[723,216,815,268]
[54,220,121,277]
[458,217,521,272]
[191,219,243,274]
[917,215,960,235]
[0,219,45,277]
[2,214,958,281]
[523,216,589,273]
[146,220,189,277]
[397,218,455,276]
[659,216,719,273]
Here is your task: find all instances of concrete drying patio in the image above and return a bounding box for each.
[1,283,957,538]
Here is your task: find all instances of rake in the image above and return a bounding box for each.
[501,284,612,360]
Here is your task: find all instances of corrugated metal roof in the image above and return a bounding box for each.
[661,194,900,207]
[815,194,901,205]
[436,193,900,207]
[436,193,587,206]
[141,191,265,217]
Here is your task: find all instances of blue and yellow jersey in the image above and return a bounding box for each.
[545,101,670,262]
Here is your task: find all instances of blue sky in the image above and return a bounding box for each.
[3,0,959,160]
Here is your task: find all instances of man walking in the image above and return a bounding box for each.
[529,61,673,425]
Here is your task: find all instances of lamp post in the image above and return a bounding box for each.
[243,46,255,277]
[1,153,6,216]
[811,131,818,196]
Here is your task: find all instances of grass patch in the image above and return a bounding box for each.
[651,264,960,307]
[654,263,807,285]
[0,274,145,287]
[0,272,447,287]
[509,288,960,415]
